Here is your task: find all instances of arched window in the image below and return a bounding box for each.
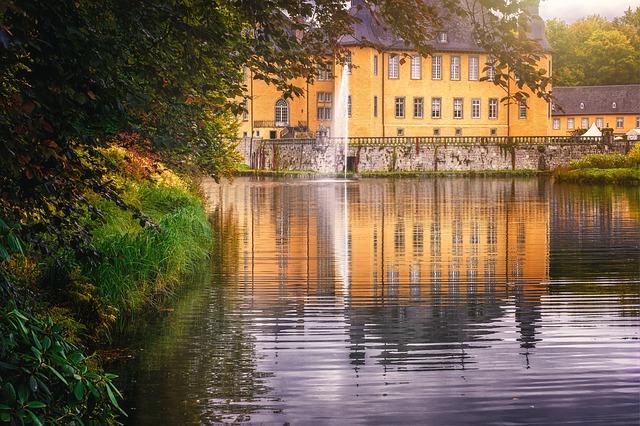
[275,99,289,126]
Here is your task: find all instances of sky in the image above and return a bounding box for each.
[539,0,640,22]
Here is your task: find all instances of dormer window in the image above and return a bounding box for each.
[580,102,585,110]
[437,32,448,43]
[612,102,617,109]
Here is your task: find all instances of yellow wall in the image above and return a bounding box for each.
[549,114,640,137]
[240,47,553,139]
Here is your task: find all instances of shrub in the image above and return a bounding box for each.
[627,143,640,166]
[0,302,125,425]
[568,153,629,170]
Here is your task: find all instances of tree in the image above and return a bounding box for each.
[546,9,640,86]
[1,0,554,290]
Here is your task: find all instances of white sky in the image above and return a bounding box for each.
[539,0,640,22]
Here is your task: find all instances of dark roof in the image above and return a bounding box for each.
[552,85,640,116]
[341,0,551,53]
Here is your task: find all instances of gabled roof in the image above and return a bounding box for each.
[341,0,551,53]
[552,85,640,116]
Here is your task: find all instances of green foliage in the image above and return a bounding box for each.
[554,148,640,185]
[567,153,631,170]
[546,9,640,86]
[0,302,125,425]
[87,182,213,315]
[626,143,640,166]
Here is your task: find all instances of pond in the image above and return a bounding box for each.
[113,176,640,425]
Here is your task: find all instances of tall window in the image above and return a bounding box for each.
[317,63,333,80]
[488,98,498,119]
[453,98,463,119]
[450,56,461,80]
[596,117,604,128]
[486,57,496,82]
[553,118,560,130]
[468,56,479,81]
[411,55,422,79]
[373,96,378,118]
[347,95,352,118]
[567,118,575,129]
[275,99,289,126]
[471,98,481,119]
[616,117,624,129]
[395,97,405,118]
[518,99,527,119]
[581,117,589,128]
[346,51,352,75]
[388,54,399,79]
[241,99,248,121]
[414,97,424,119]
[431,98,442,119]
[316,92,332,120]
[373,55,378,76]
[432,55,442,80]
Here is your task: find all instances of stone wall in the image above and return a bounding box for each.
[236,137,634,173]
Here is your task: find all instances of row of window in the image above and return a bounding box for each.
[315,96,521,121]
[552,116,639,130]
[318,55,496,82]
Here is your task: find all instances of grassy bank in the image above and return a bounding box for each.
[1,144,214,424]
[87,149,213,318]
[553,145,640,185]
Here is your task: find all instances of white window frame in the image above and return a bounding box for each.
[453,98,463,119]
[411,55,422,80]
[275,99,289,126]
[432,55,442,80]
[581,117,589,128]
[450,56,461,81]
[317,63,333,81]
[373,55,378,76]
[553,118,560,130]
[518,99,527,119]
[414,97,424,119]
[395,97,405,119]
[567,118,575,129]
[488,98,498,119]
[616,117,624,129]
[486,57,496,82]
[471,98,481,119]
[468,56,479,81]
[431,97,442,119]
[388,54,399,79]
[596,117,604,128]
[348,95,352,118]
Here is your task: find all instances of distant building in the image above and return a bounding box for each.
[238,1,553,140]
[550,84,640,136]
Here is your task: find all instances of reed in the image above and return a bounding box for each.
[86,181,213,316]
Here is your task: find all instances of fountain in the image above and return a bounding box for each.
[333,63,350,177]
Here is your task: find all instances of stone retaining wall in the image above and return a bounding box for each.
[237,137,634,173]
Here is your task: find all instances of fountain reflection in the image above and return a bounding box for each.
[203,177,551,371]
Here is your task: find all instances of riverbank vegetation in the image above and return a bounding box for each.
[0,0,589,423]
[553,144,640,185]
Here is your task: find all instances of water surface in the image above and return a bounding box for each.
[115,177,639,425]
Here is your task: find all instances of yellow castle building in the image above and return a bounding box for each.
[238,1,553,141]
[549,85,640,137]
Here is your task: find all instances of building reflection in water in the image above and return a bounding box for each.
[204,177,551,370]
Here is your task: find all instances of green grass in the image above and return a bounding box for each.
[553,167,640,185]
[553,146,640,185]
[86,181,213,316]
